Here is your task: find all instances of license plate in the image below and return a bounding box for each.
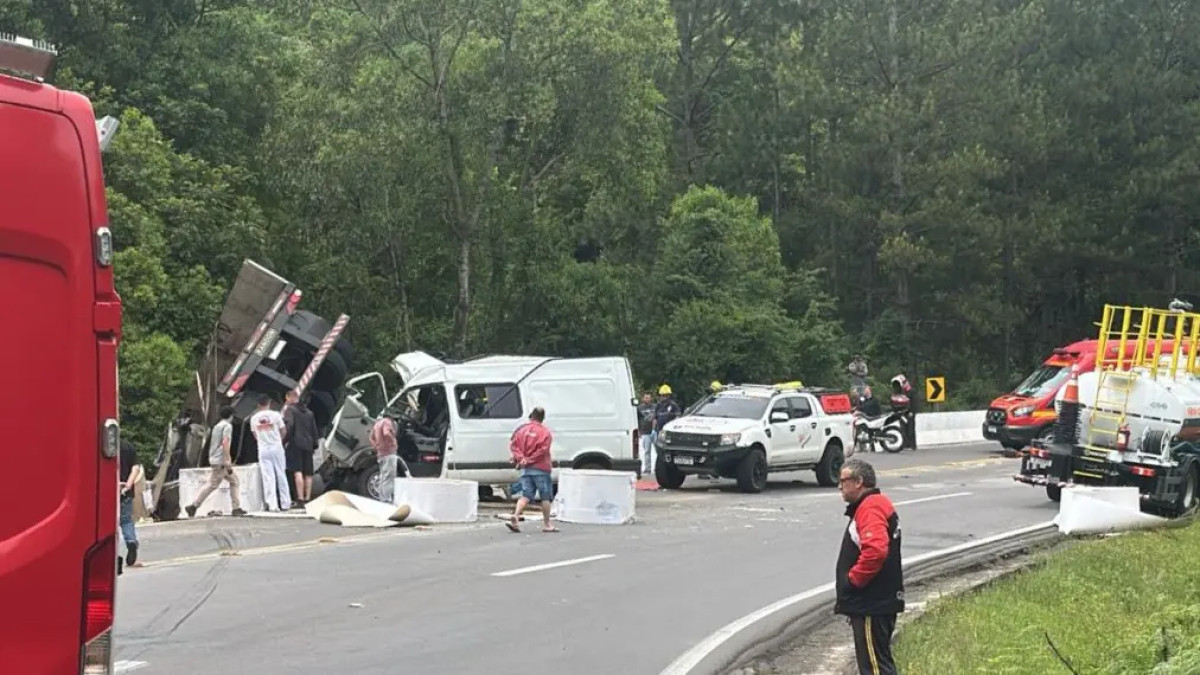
[986,425,997,434]
[673,456,695,466]
[1025,457,1051,471]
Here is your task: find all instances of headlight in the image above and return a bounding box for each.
[720,433,741,446]
[1012,406,1033,418]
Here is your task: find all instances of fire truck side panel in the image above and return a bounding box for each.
[0,79,121,672]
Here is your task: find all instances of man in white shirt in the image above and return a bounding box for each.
[250,393,291,511]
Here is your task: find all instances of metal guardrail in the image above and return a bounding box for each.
[663,522,1062,675]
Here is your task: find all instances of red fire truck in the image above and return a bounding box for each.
[0,35,123,673]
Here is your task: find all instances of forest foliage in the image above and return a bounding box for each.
[5,0,1199,454]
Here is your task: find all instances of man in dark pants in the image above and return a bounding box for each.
[118,440,144,568]
[835,458,904,674]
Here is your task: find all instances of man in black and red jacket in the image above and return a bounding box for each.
[835,458,904,675]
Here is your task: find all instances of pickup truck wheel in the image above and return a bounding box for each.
[655,455,686,489]
[815,442,844,488]
[737,447,768,494]
[1046,483,1062,502]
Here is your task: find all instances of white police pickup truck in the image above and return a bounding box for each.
[654,383,855,493]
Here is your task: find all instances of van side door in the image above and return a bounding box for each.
[448,382,525,480]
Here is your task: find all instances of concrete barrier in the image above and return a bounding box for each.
[916,410,987,447]
[178,464,266,516]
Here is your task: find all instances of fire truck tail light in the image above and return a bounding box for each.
[1131,466,1156,478]
[80,535,115,674]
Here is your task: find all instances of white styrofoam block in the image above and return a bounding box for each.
[1054,486,1168,535]
[392,478,479,523]
[178,464,265,516]
[552,468,636,525]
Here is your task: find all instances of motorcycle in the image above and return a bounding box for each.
[851,398,906,454]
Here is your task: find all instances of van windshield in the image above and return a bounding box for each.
[691,395,770,419]
[1014,365,1071,398]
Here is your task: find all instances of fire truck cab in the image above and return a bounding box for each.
[0,35,123,674]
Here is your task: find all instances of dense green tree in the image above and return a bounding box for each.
[8,0,1200,455]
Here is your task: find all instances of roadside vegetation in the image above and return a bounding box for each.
[895,522,1200,674]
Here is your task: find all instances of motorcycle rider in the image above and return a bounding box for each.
[889,374,917,451]
[857,385,883,418]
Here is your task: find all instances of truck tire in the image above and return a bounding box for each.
[655,455,685,490]
[1174,464,1198,517]
[815,442,844,488]
[356,464,383,501]
[736,447,768,494]
[312,350,349,391]
[309,390,336,431]
[1046,483,1062,502]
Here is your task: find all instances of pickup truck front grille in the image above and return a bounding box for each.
[665,432,721,447]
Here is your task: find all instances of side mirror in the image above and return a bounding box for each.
[769,410,789,423]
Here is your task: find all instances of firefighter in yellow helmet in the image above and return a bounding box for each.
[710,380,723,393]
[653,384,681,439]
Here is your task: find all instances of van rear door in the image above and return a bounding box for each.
[0,71,121,672]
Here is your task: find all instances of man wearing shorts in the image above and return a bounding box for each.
[284,391,319,506]
[505,407,557,533]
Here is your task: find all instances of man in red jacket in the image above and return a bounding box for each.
[506,407,558,533]
[835,458,904,675]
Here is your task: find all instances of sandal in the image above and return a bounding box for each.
[505,516,521,533]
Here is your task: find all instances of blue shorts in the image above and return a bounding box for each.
[519,469,554,502]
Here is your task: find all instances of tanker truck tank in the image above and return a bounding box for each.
[1016,302,1200,516]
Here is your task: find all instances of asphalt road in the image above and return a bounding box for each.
[113,443,1055,675]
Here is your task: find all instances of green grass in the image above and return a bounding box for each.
[894,522,1200,674]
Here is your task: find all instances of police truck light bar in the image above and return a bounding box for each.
[0,33,57,80]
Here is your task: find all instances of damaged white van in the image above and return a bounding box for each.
[317,352,642,500]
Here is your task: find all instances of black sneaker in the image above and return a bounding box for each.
[185,504,197,518]
[231,508,247,517]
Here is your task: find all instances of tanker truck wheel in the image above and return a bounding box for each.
[1046,483,1061,503]
[1174,465,1198,517]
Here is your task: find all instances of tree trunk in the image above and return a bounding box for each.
[454,237,471,354]
[387,241,413,351]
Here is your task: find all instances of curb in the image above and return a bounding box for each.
[659,522,1061,675]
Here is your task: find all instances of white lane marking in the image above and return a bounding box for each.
[115,661,149,673]
[491,554,615,578]
[893,491,972,507]
[658,520,1055,675]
